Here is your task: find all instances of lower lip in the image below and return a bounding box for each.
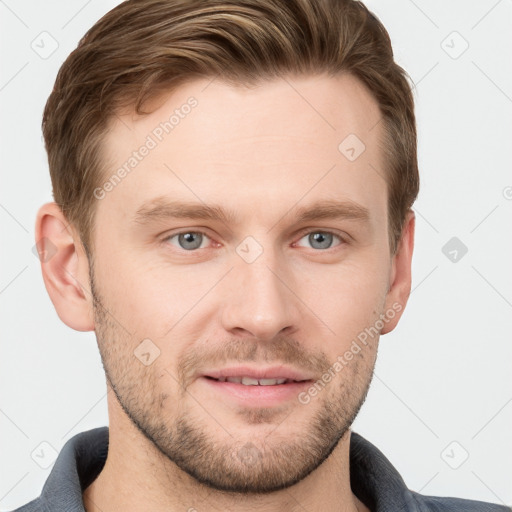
[199,377,312,406]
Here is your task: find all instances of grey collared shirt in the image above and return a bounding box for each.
[10,427,511,511]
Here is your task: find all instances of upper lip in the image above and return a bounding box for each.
[202,365,314,382]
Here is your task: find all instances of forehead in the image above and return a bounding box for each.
[99,73,386,225]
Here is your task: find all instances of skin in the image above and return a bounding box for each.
[36,73,414,512]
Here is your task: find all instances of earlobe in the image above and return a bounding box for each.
[35,202,95,332]
[381,210,415,335]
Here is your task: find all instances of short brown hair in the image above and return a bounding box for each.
[42,0,419,254]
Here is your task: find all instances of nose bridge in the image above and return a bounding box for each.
[221,237,299,339]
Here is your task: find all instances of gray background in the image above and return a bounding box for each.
[1,0,511,509]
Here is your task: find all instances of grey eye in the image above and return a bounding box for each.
[171,232,206,250]
[308,232,334,250]
[296,231,342,250]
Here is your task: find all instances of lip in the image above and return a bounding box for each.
[198,365,314,407]
[202,365,314,382]
[200,377,312,406]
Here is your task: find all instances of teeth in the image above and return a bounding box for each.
[241,377,259,386]
[217,376,292,385]
[259,378,287,385]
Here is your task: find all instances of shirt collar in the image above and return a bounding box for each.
[350,431,419,511]
[40,427,108,512]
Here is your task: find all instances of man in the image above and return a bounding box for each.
[14,0,509,510]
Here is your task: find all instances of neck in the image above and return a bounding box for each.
[83,401,368,512]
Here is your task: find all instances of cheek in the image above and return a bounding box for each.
[295,260,389,353]
[99,264,227,370]
[95,254,189,328]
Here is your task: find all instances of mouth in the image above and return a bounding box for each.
[198,366,314,406]
[204,376,308,385]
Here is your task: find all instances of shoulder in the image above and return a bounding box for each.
[6,427,109,512]
[6,497,43,512]
[410,491,512,512]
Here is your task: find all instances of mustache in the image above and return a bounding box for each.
[177,336,331,386]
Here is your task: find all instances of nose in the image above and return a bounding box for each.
[220,246,302,341]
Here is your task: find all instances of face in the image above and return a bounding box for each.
[88,73,405,493]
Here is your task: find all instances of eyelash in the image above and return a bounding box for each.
[161,228,347,253]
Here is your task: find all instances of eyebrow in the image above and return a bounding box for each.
[134,197,238,225]
[133,197,370,227]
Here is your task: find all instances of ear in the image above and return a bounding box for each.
[381,209,415,334]
[34,202,94,331]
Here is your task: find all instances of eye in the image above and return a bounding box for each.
[295,231,344,250]
[165,231,211,251]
